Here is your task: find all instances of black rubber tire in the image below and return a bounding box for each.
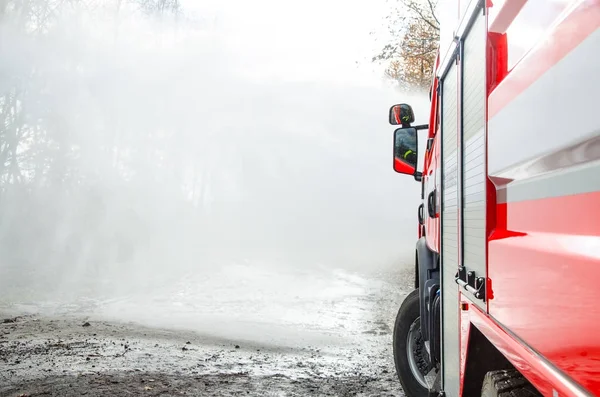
[481,370,542,397]
[393,288,429,397]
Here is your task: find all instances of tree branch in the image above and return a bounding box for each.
[400,0,439,31]
[427,0,440,26]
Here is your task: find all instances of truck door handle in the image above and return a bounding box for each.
[418,204,424,225]
[427,190,436,217]
[455,266,486,301]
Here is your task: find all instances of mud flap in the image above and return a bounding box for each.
[427,370,442,397]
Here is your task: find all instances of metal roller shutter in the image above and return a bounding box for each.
[461,10,487,311]
[441,61,460,397]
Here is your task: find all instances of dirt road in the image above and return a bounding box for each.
[0,261,412,396]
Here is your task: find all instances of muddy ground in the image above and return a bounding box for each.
[0,262,412,396]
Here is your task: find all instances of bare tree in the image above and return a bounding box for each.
[0,0,196,282]
[373,0,439,90]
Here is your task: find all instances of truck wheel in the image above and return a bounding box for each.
[481,370,542,396]
[393,288,431,397]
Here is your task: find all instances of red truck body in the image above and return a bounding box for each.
[390,1,600,396]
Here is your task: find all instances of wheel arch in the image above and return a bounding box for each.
[462,324,514,396]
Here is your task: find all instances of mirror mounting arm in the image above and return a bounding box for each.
[414,124,429,131]
[414,171,422,182]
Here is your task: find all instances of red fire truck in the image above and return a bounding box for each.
[389,0,600,396]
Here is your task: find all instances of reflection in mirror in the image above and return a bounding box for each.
[389,103,415,125]
[393,127,417,175]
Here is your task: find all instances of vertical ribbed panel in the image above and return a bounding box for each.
[441,61,460,397]
[462,12,487,311]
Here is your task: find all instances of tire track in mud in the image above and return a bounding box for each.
[2,372,398,397]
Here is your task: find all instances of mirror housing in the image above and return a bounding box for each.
[393,127,418,176]
[389,104,415,126]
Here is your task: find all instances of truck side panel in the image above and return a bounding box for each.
[460,5,487,312]
[487,1,600,394]
[468,302,592,397]
[441,60,460,397]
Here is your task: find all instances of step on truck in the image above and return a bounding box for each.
[389,0,600,396]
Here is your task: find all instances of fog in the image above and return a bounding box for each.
[0,1,430,323]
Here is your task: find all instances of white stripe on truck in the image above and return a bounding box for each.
[488,27,600,199]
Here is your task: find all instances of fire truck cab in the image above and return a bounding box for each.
[389,1,600,396]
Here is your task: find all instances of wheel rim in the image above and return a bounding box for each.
[406,317,432,389]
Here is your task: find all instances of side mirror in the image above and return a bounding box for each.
[393,127,418,175]
[389,104,415,126]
